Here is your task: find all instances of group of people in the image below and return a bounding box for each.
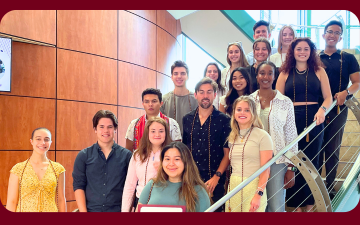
[6,20,360,212]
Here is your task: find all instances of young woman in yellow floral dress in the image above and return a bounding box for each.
[6,128,66,212]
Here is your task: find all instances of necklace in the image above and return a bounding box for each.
[258,90,276,103]
[190,107,213,179]
[228,127,253,212]
[239,128,251,142]
[293,67,309,142]
[173,90,192,119]
[295,67,308,74]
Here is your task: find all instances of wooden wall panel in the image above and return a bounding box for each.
[0,151,55,205]
[156,10,177,38]
[127,10,156,24]
[118,11,156,70]
[0,96,56,150]
[117,106,144,148]
[66,201,78,212]
[157,73,174,96]
[0,42,56,98]
[57,49,117,104]
[118,62,156,108]
[56,100,117,150]
[57,10,117,58]
[157,27,177,76]
[0,10,56,45]
[55,151,79,201]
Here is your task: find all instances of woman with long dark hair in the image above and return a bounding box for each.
[219,67,252,116]
[122,117,172,212]
[221,42,249,90]
[137,142,210,212]
[6,128,66,212]
[204,62,227,109]
[276,37,332,212]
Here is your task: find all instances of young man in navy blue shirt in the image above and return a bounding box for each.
[73,110,132,212]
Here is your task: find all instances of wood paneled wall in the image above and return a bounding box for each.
[0,10,182,211]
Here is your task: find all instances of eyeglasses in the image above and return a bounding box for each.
[326,30,342,36]
[228,41,243,49]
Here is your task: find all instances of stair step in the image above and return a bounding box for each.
[339,147,360,162]
[340,133,360,146]
[321,177,345,192]
[320,161,354,179]
[344,121,360,132]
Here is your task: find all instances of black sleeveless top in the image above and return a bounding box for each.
[284,68,321,102]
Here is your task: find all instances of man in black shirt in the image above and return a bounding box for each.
[319,20,360,197]
[73,110,132,212]
[183,77,231,212]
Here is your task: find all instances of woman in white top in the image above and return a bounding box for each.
[270,26,296,67]
[122,117,172,212]
[250,61,298,212]
[204,62,226,109]
[226,96,273,212]
[221,41,249,90]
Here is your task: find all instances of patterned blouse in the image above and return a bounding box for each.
[10,160,65,212]
[250,90,299,164]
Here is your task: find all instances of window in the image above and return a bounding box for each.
[183,35,224,92]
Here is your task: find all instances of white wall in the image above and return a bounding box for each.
[180,10,253,66]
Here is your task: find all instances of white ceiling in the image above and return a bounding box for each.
[167,10,198,20]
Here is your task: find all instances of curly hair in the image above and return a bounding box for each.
[279,37,323,74]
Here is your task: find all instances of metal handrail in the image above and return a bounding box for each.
[205,100,338,212]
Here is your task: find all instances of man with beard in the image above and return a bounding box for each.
[182,77,231,212]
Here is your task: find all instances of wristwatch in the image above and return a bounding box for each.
[215,171,222,177]
[287,166,298,172]
[346,89,350,95]
[257,190,264,196]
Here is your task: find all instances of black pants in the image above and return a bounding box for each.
[199,171,225,212]
[286,104,324,207]
[319,106,348,191]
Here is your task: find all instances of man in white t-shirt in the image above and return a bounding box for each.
[125,88,182,151]
[246,20,277,65]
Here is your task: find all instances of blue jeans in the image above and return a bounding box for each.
[266,163,287,212]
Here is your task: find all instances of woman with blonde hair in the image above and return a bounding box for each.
[226,96,273,212]
[221,42,249,91]
[122,117,173,212]
[6,128,66,212]
[137,142,210,212]
[270,25,296,67]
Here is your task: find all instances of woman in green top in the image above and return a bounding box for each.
[137,142,211,212]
